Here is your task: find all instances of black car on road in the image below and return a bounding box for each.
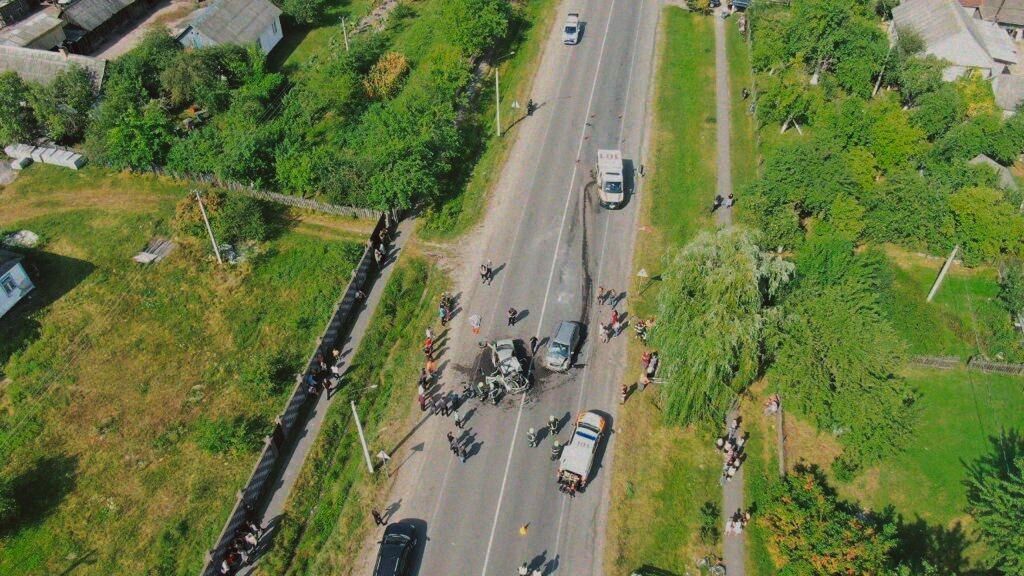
[373,522,418,576]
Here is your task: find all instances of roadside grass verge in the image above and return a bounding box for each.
[605,8,720,576]
[0,165,363,575]
[256,254,446,576]
[726,24,757,199]
[418,0,559,240]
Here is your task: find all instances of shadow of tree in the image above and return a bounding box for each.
[1,454,79,536]
[891,513,973,575]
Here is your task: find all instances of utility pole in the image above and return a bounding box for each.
[341,17,350,52]
[194,190,222,265]
[351,400,374,474]
[495,66,501,137]
[927,245,960,302]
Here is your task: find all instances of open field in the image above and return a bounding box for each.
[0,165,364,575]
[605,9,722,575]
[256,254,446,576]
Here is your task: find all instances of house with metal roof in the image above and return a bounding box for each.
[176,0,282,54]
[0,249,34,319]
[893,0,1020,80]
[969,153,1021,189]
[59,0,158,53]
[0,44,106,88]
[977,0,1024,39]
[0,0,32,27]
[992,72,1024,113]
[0,9,66,50]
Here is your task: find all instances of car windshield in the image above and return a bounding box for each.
[604,182,622,193]
[550,342,569,358]
[384,534,410,545]
[565,26,576,33]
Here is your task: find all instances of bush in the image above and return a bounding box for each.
[440,0,512,57]
[911,85,966,140]
[28,64,96,143]
[862,169,954,252]
[949,186,1024,265]
[363,52,410,100]
[0,72,36,145]
[280,0,327,24]
[174,190,270,246]
[103,100,175,170]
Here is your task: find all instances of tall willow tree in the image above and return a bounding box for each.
[651,227,794,426]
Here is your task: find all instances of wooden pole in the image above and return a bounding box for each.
[195,190,222,265]
[341,17,350,52]
[927,245,959,302]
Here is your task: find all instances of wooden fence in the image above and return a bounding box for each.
[910,355,1024,375]
[146,167,382,219]
[199,214,393,576]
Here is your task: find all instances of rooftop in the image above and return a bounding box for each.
[992,72,1024,111]
[894,0,1020,73]
[979,0,1024,26]
[0,10,63,47]
[0,44,106,87]
[182,0,280,46]
[62,0,135,32]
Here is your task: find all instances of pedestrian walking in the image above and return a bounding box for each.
[507,307,518,326]
[447,430,456,446]
[527,427,537,447]
[459,445,468,463]
[597,285,607,305]
[480,263,489,284]
[529,335,539,356]
[610,309,620,334]
[426,327,434,340]
[711,194,723,213]
[470,314,481,335]
[729,417,740,436]
[724,193,735,208]
[519,563,529,576]
[453,410,463,429]
[372,508,385,526]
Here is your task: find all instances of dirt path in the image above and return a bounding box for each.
[714,6,744,576]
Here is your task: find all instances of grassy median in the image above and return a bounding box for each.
[604,8,721,576]
[256,254,446,576]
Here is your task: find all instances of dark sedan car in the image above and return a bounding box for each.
[373,522,418,576]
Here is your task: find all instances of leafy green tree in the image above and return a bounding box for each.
[895,55,945,105]
[651,227,794,426]
[999,261,1024,336]
[950,186,1024,265]
[0,473,15,528]
[103,101,175,170]
[964,430,1024,575]
[117,27,182,96]
[866,97,927,173]
[440,0,512,57]
[911,84,966,140]
[825,193,866,241]
[0,72,37,145]
[280,0,327,24]
[762,465,898,575]
[934,113,1006,162]
[772,233,914,472]
[161,51,229,111]
[862,169,954,251]
[28,65,96,143]
[755,67,823,127]
[166,125,221,175]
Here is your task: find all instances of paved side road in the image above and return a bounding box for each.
[237,219,415,575]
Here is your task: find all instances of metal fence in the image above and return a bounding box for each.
[910,355,1024,375]
[966,358,1024,376]
[909,356,962,370]
[145,167,382,219]
[199,214,393,576]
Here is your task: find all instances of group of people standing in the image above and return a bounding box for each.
[218,505,263,575]
[716,417,746,484]
[724,508,751,535]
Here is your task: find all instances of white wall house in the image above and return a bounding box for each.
[176,0,282,54]
[0,250,34,319]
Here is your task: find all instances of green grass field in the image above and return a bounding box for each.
[0,165,364,575]
[726,24,757,199]
[256,255,445,576]
[604,8,721,575]
[883,250,1023,362]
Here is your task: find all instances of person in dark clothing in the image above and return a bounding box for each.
[529,336,539,356]
[372,508,385,526]
[507,307,518,326]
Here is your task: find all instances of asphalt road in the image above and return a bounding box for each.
[359,1,663,574]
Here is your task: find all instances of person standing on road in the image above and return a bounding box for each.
[453,409,463,429]
[508,307,518,326]
[470,314,482,335]
[459,445,468,463]
[372,509,385,526]
[610,308,620,335]
[519,563,529,576]
[447,430,456,446]
[529,335,539,356]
